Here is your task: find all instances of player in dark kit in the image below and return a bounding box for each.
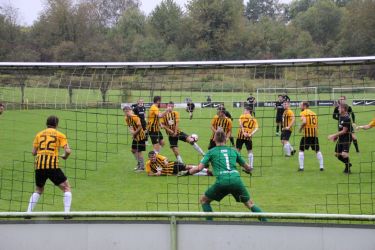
[0,103,4,115]
[186,98,195,120]
[332,96,359,153]
[274,95,284,136]
[246,94,256,116]
[328,104,353,174]
[132,99,147,130]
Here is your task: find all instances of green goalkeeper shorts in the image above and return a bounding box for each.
[205,177,250,203]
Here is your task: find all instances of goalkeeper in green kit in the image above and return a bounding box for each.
[180,128,267,221]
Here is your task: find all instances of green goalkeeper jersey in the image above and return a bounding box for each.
[200,145,245,180]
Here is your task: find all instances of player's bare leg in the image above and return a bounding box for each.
[172,146,183,163]
[244,199,267,222]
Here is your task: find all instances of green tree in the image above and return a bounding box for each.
[149,0,183,44]
[336,0,375,56]
[186,0,245,60]
[292,0,342,48]
[245,0,281,22]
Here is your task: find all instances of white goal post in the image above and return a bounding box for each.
[256,87,318,106]
[332,87,375,101]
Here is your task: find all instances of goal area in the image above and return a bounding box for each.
[0,57,375,221]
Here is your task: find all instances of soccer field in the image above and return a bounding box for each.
[0,104,374,215]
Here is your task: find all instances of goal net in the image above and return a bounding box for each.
[0,58,374,218]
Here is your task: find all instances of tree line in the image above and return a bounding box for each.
[0,0,374,62]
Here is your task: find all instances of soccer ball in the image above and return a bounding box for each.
[191,134,199,142]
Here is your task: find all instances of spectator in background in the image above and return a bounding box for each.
[332,96,359,153]
[206,96,212,103]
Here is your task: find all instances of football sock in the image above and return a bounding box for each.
[250,205,268,222]
[276,125,279,133]
[27,192,41,212]
[193,143,205,156]
[316,151,324,169]
[201,203,213,221]
[337,155,345,163]
[177,155,183,163]
[230,136,235,146]
[248,152,254,167]
[298,152,304,169]
[283,143,291,156]
[64,192,72,212]
[138,157,144,169]
[342,157,350,165]
[353,139,359,152]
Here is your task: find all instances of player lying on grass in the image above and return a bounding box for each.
[145,151,211,176]
[179,128,267,222]
[161,101,205,163]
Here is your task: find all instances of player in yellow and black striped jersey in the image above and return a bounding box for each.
[161,101,205,163]
[145,151,210,176]
[298,102,324,171]
[236,106,259,168]
[281,101,296,157]
[208,107,232,149]
[123,105,146,172]
[146,96,170,153]
[27,115,72,213]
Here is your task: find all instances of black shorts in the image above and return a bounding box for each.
[35,168,67,188]
[281,130,292,141]
[299,137,320,152]
[236,139,253,151]
[169,132,188,148]
[335,140,351,153]
[149,131,164,145]
[173,162,187,174]
[131,139,146,152]
[208,139,216,150]
[276,115,283,123]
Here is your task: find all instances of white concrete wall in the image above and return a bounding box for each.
[0,221,374,250]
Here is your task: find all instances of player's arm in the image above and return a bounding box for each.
[174,113,179,135]
[132,120,142,137]
[250,120,259,137]
[332,107,339,120]
[61,144,71,160]
[210,118,216,133]
[357,124,371,130]
[32,147,38,156]
[299,115,306,133]
[328,126,348,141]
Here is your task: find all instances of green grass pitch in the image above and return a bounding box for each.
[0,102,374,215]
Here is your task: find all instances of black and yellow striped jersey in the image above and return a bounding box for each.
[210,115,232,140]
[300,109,318,137]
[237,114,258,140]
[147,104,160,132]
[125,114,146,141]
[32,128,68,169]
[161,111,180,136]
[282,109,295,131]
[145,154,175,175]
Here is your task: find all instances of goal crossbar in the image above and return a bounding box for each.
[1,56,375,69]
[1,211,375,221]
